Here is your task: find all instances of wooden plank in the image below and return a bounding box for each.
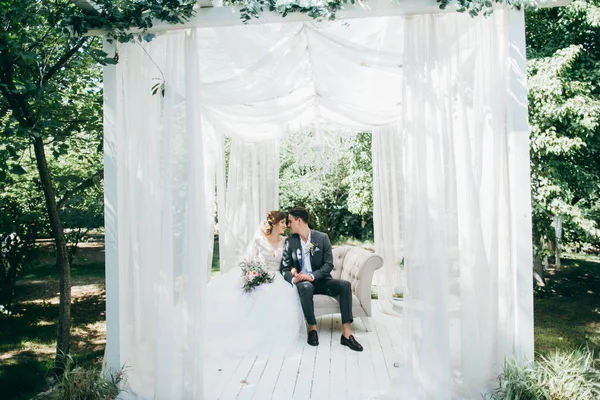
[250,356,285,400]
[237,357,269,400]
[219,356,257,399]
[368,306,392,392]
[328,315,346,400]
[204,356,244,399]
[373,304,398,371]
[310,315,333,400]
[271,351,303,399]
[344,336,362,400]
[292,318,319,399]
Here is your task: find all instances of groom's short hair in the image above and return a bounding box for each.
[288,207,309,224]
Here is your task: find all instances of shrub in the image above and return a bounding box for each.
[38,356,125,400]
[488,348,600,400]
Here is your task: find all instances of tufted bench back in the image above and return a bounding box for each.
[330,246,352,280]
[331,246,382,315]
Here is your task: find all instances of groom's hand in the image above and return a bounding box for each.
[298,272,314,283]
[293,273,312,284]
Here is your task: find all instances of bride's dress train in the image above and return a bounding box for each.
[204,235,305,358]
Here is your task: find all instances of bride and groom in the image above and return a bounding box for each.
[205,207,363,358]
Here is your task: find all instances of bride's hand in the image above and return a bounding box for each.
[291,268,297,277]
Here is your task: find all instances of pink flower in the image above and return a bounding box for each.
[252,270,258,277]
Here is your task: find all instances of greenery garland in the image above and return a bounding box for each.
[240,0,536,22]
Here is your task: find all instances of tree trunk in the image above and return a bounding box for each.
[32,136,71,372]
[554,215,563,269]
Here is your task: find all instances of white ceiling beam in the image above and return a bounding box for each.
[197,0,217,8]
[85,0,571,36]
[71,0,100,12]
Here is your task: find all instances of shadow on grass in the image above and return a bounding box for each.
[534,254,600,355]
[20,261,106,282]
[1,257,107,400]
[0,356,54,400]
[0,302,58,353]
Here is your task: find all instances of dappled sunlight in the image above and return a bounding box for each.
[72,321,106,354]
[0,343,55,362]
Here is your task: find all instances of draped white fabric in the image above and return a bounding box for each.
[108,8,528,399]
[372,124,406,315]
[218,139,280,273]
[112,30,212,399]
[374,12,516,399]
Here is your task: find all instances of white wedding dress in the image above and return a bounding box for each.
[204,233,305,358]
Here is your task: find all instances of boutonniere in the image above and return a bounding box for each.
[308,242,320,256]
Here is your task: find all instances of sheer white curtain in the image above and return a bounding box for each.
[218,139,280,273]
[112,30,213,399]
[372,124,406,314]
[373,11,515,399]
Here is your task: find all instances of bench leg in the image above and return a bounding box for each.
[361,317,372,332]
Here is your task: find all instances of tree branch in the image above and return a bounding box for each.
[0,39,36,128]
[57,168,103,210]
[41,37,89,86]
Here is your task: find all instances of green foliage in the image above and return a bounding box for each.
[39,356,125,400]
[437,0,533,17]
[344,132,373,217]
[67,0,196,43]
[526,1,600,253]
[487,349,600,400]
[240,0,529,22]
[279,131,373,241]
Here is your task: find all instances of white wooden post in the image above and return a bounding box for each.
[506,9,534,362]
[102,37,121,374]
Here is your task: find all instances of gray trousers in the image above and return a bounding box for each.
[296,278,353,326]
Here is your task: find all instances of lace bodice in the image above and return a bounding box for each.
[247,235,285,272]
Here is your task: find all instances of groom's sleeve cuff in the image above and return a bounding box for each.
[310,273,314,281]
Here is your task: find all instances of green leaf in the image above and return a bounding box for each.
[10,165,27,175]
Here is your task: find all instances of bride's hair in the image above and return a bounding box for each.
[262,211,287,236]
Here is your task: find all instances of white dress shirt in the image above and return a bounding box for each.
[290,230,315,285]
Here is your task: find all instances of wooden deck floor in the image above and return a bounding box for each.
[204,301,404,400]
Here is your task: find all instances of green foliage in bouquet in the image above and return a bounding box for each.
[240,260,275,293]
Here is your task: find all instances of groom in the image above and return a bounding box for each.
[280,207,363,352]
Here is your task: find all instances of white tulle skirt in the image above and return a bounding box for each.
[204,267,305,359]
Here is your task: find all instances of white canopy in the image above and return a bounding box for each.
[101,2,547,398]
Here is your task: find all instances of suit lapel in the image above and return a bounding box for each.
[295,234,303,269]
[309,230,317,269]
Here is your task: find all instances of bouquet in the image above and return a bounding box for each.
[239,259,275,293]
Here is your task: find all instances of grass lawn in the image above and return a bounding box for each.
[1,242,598,400]
[534,253,600,354]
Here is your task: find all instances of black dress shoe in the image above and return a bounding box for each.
[307,330,319,346]
[340,334,363,352]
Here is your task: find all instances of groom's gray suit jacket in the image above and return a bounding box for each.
[280,230,334,284]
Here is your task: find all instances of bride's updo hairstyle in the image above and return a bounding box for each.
[262,211,287,236]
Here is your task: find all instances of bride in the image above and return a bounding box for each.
[204,210,304,358]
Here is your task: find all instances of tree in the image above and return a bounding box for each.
[525,1,600,272]
[279,131,374,241]
[0,0,195,372]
